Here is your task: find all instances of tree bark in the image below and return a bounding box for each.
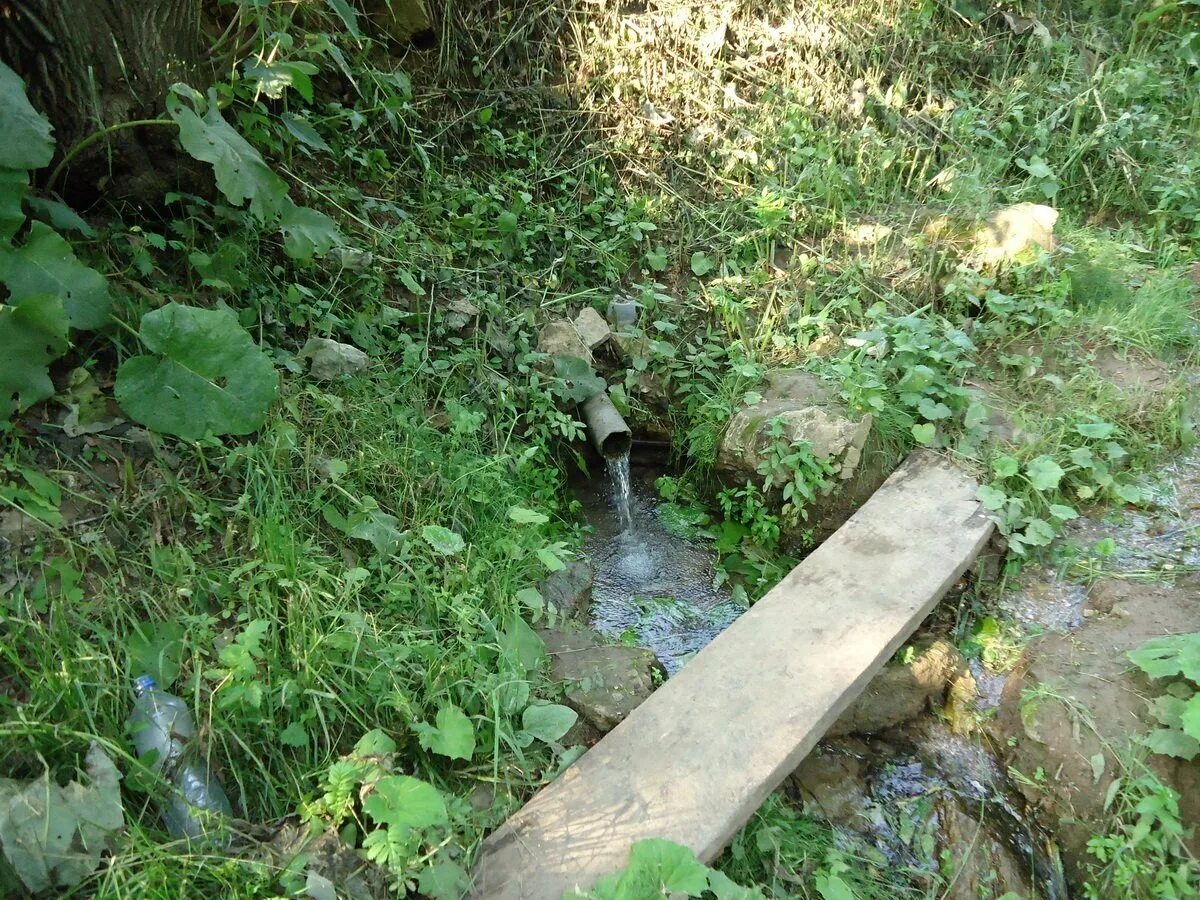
[0,0,211,204]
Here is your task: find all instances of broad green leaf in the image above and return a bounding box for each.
[815,873,857,900]
[1048,504,1078,521]
[1076,421,1116,439]
[537,546,567,571]
[515,587,544,615]
[24,196,94,237]
[1180,693,1200,741]
[243,60,318,102]
[280,113,332,152]
[1128,634,1200,680]
[690,251,715,276]
[522,703,577,743]
[623,839,711,895]
[917,397,952,420]
[0,294,69,418]
[0,167,27,242]
[707,869,766,900]
[353,729,397,756]
[0,62,54,170]
[0,222,111,329]
[1146,727,1200,760]
[1021,517,1056,546]
[552,355,605,403]
[1112,481,1143,505]
[417,705,475,760]
[0,743,123,892]
[279,201,340,260]
[417,859,470,900]
[1025,456,1065,491]
[361,775,447,835]
[345,502,403,556]
[991,455,1020,478]
[114,303,278,439]
[421,524,466,556]
[646,245,668,271]
[508,506,549,525]
[976,484,1007,511]
[500,613,546,675]
[126,620,185,686]
[1151,694,1190,729]
[167,89,287,221]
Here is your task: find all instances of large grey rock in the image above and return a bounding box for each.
[717,369,872,482]
[536,320,592,366]
[540,626,661,733]
[471,452,992,899]
[299,338,369,380]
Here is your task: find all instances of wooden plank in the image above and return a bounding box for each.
[470,451,992,899]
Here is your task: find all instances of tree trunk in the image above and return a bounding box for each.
[0,0,211,204]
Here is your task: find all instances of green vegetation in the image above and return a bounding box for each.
[1,0,1199,895]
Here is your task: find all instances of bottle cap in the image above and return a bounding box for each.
[133,674,157,695]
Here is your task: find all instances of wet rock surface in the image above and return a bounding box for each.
[828,640,966,737]
[538,624,662,733]
[789,722,1060,899]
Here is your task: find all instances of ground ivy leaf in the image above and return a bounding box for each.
[911,423,936,445]
[621,838,711,895]
[418,859,470,900]
[0,293,70,419]
[991,455,1020,478]
[417,704,475,760]
[361,774,447,836]
[1025,456,1065,491]
[279,722,309,747]
[167,89,288,221]
[0,62,54,170]
[0,222,111,329]
[522,703,577,743]
[114,303,279,439]
[279,200,340,261]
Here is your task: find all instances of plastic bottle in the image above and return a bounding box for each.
[129,674,233,844]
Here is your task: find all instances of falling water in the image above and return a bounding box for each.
[606,450,633,531]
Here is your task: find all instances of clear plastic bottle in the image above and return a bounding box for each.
[129,674,233,844]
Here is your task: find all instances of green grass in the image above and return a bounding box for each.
[2,0,1200,895]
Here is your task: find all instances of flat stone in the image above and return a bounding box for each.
[470,452,992,898]
[574,307,611,350]
[536,320,592,366]
[540,627,661,733]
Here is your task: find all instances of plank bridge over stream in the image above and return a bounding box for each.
[471,451,993,899]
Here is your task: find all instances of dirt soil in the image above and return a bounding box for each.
[990,577,1200,879]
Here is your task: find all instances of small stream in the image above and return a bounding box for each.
[577,452,744,674]
[577,448,1067,896]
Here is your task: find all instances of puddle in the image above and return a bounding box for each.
[576,456,745,674]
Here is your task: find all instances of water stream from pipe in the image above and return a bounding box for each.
[606,450,633,531]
